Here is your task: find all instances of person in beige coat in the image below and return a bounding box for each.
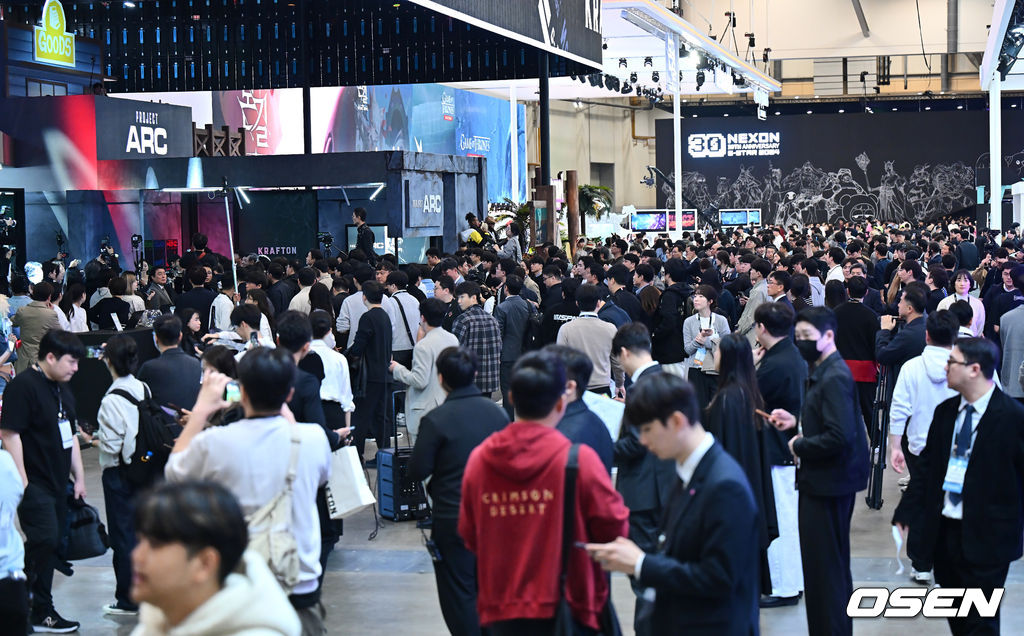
[389,298,458,442]
[12,283,61,374]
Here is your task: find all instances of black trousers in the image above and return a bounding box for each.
[627,509,660,636]
[101,468,138,608]
[687,368,719,411]
[855,381,874,436]
[489,618,596,636]
[322,400,348,432]
[354,380,389,456]
[799,492,855,636]
[431,518,483,636]
[500,361,515,422]
[18,482,68,617]
[900,437,932,573]
[0,576,29,634]
[933,518,1009,636]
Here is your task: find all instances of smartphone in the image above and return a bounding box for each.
[224,381,242,403]
[249,332,259,347]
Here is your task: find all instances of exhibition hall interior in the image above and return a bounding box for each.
[1,0,1024,634]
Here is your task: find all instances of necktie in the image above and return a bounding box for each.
[949,405,975,506]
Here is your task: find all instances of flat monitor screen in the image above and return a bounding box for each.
[719,210,748,226]
[748,210,762,225]
[397,237,429,265]
[631,212,667,232]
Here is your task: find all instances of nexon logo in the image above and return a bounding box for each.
[847,587,1004,619]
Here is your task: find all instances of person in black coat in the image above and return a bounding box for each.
[651,259,693,368]
[353,207,377,267]
[87,282,132,331]
[897,337,1024,635]
[607,265,648,328]
[267,263,297,316]
[954,230,980,270]
[588,373,760,636]
[546,345,614,474]
[753,302,807,606]
[611,324,678,634]
[769,307,869,636]
[346,281,393,458]
[136,315,202,410]
[176,266,218,333]
[409,348,509,636]
[705,333,778,597]
[540,277,579,346]
[835,277,882,432]
[875,282,927,387]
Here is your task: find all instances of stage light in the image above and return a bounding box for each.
[588,74,602,87]
[236,187,251,206]
[723,113,730,117]
[124,1,137,7]
[679,44,690,58]
[806,110,812,114]
[618,58,627,68]
[652,71,660,83]
[370,184,386,201]
[774,111,780,115]
[621,83,633,95]
[692,114,698,118]
[644,57,653,67]
[747,33,756,48]
[956,105,963,109]
[925,106,932,110]
[570,74,577,81]
[695,70,705,91]
[1013,104,1018,108]
[838,109,845,113]
[630,72,637,83]
[892,107,898,111]
[574,99,582,110]
[578,75,587,84]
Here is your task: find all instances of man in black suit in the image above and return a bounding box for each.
[353,206,377,267]
[137,315,202,411]
[611,323,677,634]
[588,373,760,636]
[176,266,218,334]
[897,337,1024,635]
[346,281,393,460]
[266,262,296,316]
[835,276,882,432]
[545,345,614,474]
[409,347,508,636]
[753,302,807,608]
[954,229,980,270]
[769,307,869,636]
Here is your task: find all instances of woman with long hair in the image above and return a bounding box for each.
[119,272,146,313]
[824,279,848,309]
[308,282,333,318]
[59,283,89,332]
[245,289,276,342]
[705,332,777,597]
[174,306,203,357]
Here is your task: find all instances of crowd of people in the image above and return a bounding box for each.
[1,206,1024,635]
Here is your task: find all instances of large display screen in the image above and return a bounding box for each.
[631,212,667,232]
[311,84,526,204]
[411,0,603,65]
[657,110,1024,226]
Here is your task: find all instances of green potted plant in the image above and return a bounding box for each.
[578,184,614,219]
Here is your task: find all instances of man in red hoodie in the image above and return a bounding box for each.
[459,350,629,634]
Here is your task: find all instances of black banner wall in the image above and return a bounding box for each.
[238,191,317,260]
[655,110,1024,226]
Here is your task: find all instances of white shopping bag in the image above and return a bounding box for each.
[324,446,376,520]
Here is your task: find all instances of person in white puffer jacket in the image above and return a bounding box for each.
[130,481,300,636]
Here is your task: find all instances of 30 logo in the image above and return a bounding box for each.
[687,133,727,159]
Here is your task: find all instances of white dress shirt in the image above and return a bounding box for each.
[210,293,235,332]
[165,415,332,595]
[97,376,148,470]
[390,290,420,352]
[54,307,70,331]
[310,339,355,411]
[68,305,88,333]
[634,432,715,578]
[630,360,659,384]
[941,383,996,520]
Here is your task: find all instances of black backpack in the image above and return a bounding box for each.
[522,304,545,352]
[110,387,183,487]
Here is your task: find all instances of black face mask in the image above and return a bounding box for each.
[796,339,821,363]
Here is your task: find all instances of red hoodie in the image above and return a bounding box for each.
[459,421,629,630]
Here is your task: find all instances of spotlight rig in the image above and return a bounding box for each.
[696,70,705,91]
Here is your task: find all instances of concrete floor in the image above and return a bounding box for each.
[51,440,1024,635]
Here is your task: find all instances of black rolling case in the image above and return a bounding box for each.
[376,390,429,521]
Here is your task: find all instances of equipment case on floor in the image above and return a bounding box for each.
[376,390,429,521]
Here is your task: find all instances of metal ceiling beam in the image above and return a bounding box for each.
[851,0,870,38]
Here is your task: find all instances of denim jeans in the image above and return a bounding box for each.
[101,468,138,608]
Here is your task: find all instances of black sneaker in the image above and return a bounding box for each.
[32,611,79,633]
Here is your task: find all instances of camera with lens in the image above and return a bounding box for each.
[317,231,334,247]
[131,234,143,249]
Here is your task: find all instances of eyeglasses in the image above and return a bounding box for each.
[947,357,969,367]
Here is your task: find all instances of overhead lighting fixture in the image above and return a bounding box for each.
[774,111,781,115]
[679,44,690,58]
[630,72,638,83]
[621,83,633,95]
[692,114,698,118]
[588,74,602,87]
[1013,104,1018,108]
[838,109,845,113]
[723,113,730,117]
[618,58,627,68]
[369,184,386,201]
[643,57,653,68]
[695,70,705,91]
[957,104,963,110]
[806,110,812,114]
[925,106,932,110]
[651,71,660,83]
[892,107,898,111]
[124,1,137,7]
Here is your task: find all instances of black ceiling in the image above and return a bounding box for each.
[1,0,596,92]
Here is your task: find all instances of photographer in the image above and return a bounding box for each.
[84,240,122,300]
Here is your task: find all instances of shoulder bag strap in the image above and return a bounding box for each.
[393,294,416,347]
[109,388,140,406]
[558,444,581,602]
[284,422,302,490]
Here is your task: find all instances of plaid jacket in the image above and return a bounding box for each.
[452,305,503,393]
